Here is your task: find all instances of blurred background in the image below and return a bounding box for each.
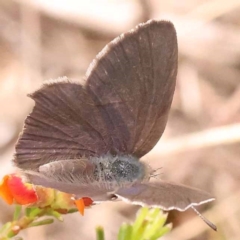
[0,0,240,239]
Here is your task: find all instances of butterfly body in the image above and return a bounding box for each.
[90,154,150,185]
[24,154,151,201]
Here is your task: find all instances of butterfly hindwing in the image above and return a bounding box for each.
[14,80,112,170]
[115,181,214,211]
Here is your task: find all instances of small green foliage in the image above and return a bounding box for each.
[45,209,64,221]
[28,219,54,228]
[118,223,132,240]
[95,207,171,240]
[1,205,171,240]
[96,226,105,240]
[117,207,171,240]
[13,206,22,221]
[25,207,42,218]
[0,206,56,240]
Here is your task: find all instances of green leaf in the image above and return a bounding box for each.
[131,207,148,237]
[13,205,22,221]
[118,223,132,240]
[96,226,105,240]
[0,222,11,234]
[25,207,43,218]
[67,208,78,214]
[119,207,171,240]
[46,209,63,221]
[151,223,172,239]
[142,209,169,240]
[28,218,54,227]
[7,228,19,238]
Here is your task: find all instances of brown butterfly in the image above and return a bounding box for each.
[13,20,216,230]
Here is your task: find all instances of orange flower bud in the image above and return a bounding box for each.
[75,197,93,215]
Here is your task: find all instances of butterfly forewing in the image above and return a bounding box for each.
[86,21,177,157]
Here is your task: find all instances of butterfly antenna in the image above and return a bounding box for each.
[152,167,162,172]
[191,206,217,231]
[150,167,163,179]
[151,173,162,179]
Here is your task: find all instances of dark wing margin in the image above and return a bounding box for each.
[115,181,215,211]
[14,78,112,171]
[85,20,178,157]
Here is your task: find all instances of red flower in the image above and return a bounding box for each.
[0,174,37,205]
[0,174,93,215]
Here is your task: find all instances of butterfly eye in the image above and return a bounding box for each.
[108,194,118,201]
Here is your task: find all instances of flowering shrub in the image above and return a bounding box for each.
[0,174,170,240]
